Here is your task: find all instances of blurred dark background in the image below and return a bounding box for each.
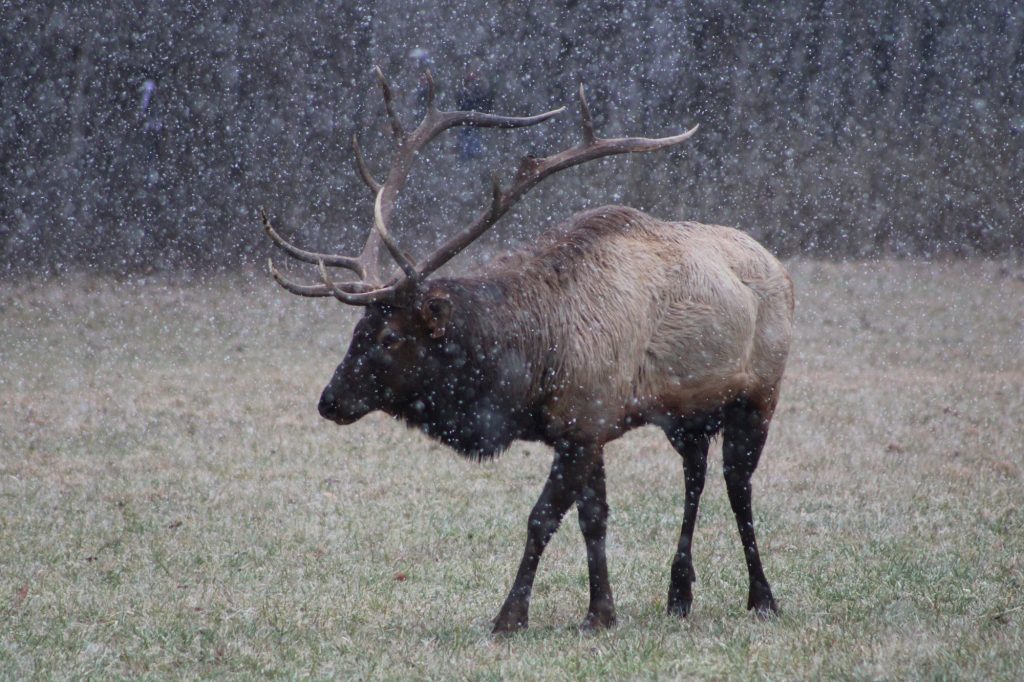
[3,1,1022,275]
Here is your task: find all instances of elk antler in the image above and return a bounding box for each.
[265,69,697,305]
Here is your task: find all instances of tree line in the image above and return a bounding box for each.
[2,0,1021,274]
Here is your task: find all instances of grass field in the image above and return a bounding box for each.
[2,260,1023,679]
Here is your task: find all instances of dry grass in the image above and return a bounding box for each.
[1,260,1023,679]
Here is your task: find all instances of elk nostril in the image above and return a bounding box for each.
[318,391,336,418]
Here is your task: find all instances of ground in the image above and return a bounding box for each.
[1,260,1022,679]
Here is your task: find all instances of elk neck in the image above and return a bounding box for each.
[392,276,551,460]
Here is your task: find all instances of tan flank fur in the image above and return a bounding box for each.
[455,205,795,444]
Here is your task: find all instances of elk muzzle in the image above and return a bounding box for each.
[318,383,373,425]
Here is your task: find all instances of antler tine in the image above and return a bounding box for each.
[374,65,405,140]
[268,258,334,297]
[268,257,381,297]
[431,106,565,134]
[262,209,366,277]
[373,189,419,281]
[413,87,699,280]
[488,171,502,221]
[352,135,382,195]
[578,83,596,144]
[316,258,405,305]
[424,69,436,111]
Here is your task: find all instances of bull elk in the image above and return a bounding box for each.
[263,68,794,633]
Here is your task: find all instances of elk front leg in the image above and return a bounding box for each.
[492,442,600,634]
[576,458,616,630]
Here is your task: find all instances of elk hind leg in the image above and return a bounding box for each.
[722,398,778,616]
[664,419,712,617]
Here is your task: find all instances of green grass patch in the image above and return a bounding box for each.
[1,261,1023,679]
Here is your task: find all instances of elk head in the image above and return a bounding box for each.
[263,67,697,426]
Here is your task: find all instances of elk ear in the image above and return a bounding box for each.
[421,296,453,339]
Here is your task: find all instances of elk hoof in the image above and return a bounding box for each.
[491,604,529,635]
[580,603,617,631]
[747,584,779,618]
[667,598,693,618]
[491,618,527,635]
